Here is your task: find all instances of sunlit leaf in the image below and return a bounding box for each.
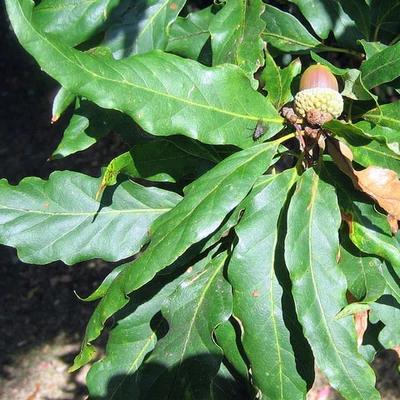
[71,142,280,370]
[6,0,284,150]
[285,166,379,399]
[0,171,180,264]
[229,170,311,398]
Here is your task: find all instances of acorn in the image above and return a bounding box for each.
[294,64,343,120]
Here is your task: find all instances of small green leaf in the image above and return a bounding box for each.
[261,54,301,110]
[325,120,400,161]
[0,171,181,264]
[214,320,249,382]
[262,5,322,52]
[51,86,75,122]
[285,166,380,399]
[51,100,124,159]
[333,303,371,321]
[359,39,388,59]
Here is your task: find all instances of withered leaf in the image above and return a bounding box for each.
[354,166,400,221]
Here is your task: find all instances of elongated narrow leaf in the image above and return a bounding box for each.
[6,0,283,150]
[0,172,181,265]
[229,170,310,399]
[209,0,266,85]
[32,0,119,46]
[262,5,322,52]
[285,167,380,399]
[71,142,279,370]
[87,256,211,399]
[101,0,186,59]
[360,41,400,89]
[136,252,233,399]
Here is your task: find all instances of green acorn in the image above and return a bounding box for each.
[294,64,343,119]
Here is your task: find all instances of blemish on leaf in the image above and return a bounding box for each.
[252,289,259,297]
[170,3,178,9]
[43,202,50,208]
[341,210,354,234]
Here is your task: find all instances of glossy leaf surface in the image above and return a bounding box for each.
[285,167,379,399]
[0,172,180,264]
[7,0,283,150]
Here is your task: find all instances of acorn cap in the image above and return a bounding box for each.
[294,65,343,119]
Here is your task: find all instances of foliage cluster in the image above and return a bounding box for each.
[3,0,400,398]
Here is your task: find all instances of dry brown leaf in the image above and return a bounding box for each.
[354,166,400,220]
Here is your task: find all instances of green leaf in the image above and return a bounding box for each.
[333,303,371,321]
[363,101,400,129]
[370,0,400,44]
[339,233,386,303]
[370,291,400,350]
[51,100,127,159]
[209,0,266,86]
[359,39,388,59]
[135,252,233,399]
[262,5,322,52]
[229,170,311,398]
[360,41,400,89]
[214,320,249,383]
[285,166,380,399]
[101,0,186,59]
[86,254,216,399]
[99,139,216,189]
[325,163,400,269]
[6,0,283,149]
[289,0,364,47]
[261,54,301,110]
[51,86,75,122]
[338,0,371,40]
[324,120,400,164]
[32,0,119,46]
[166,5,213,61]
[71,142,280,370]
[0,171,181,264]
